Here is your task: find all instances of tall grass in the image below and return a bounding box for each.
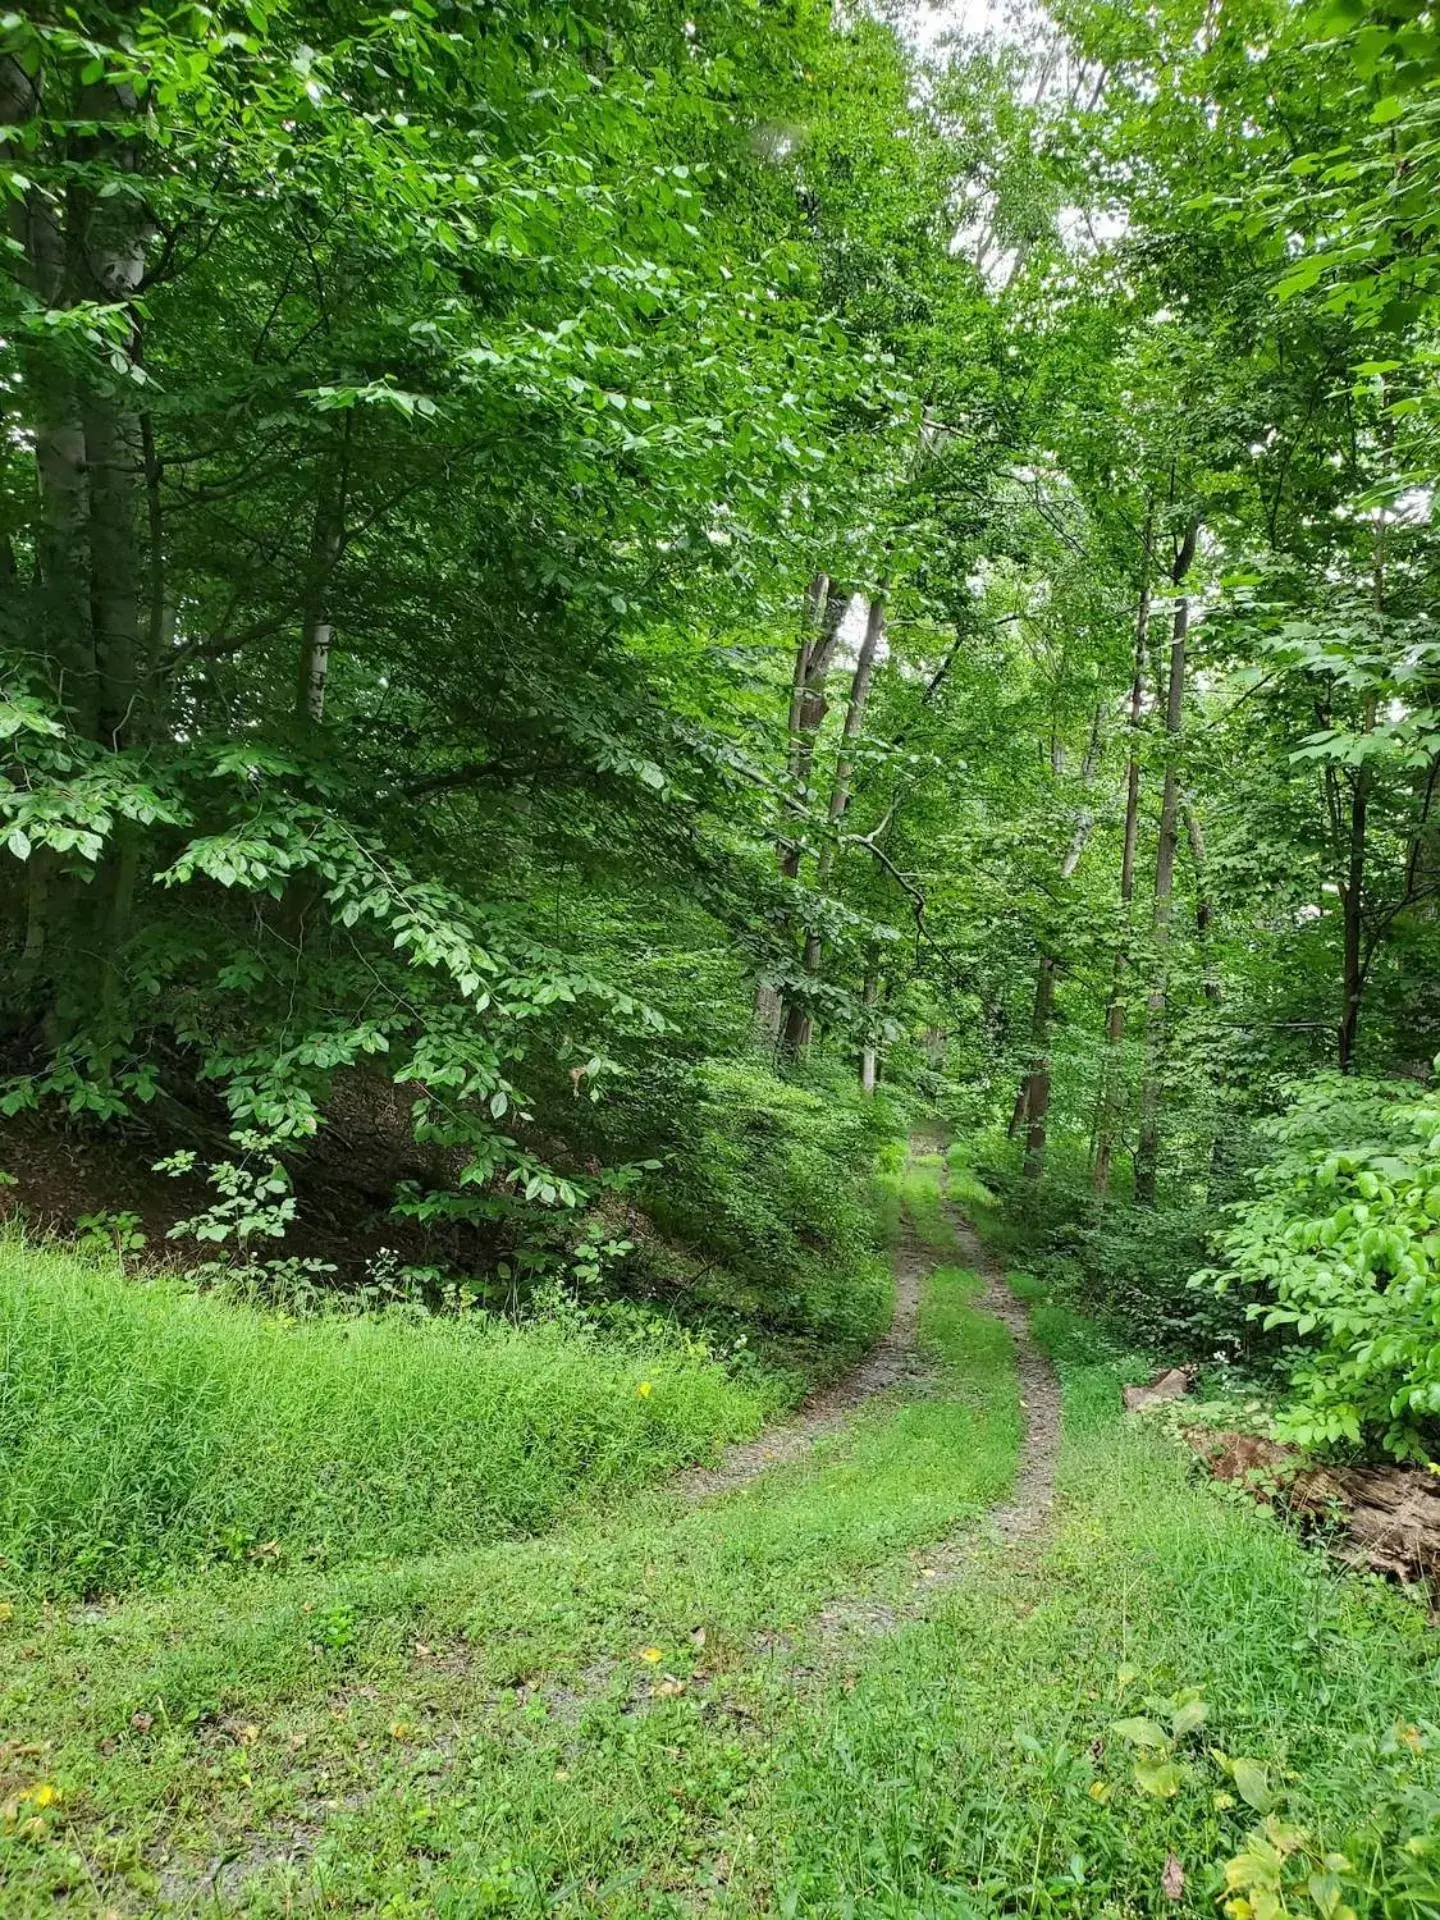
[0,1238,779,1595]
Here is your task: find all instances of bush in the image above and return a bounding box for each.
[1197,1070,1440,1460]
[640,1059,898,1362]
[0,1238,778,1596]
[966,1130,1237,1356]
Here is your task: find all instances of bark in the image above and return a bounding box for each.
[1021,956,1057,1178]
[296,431,351,725]
[1018,763,1103,1176]
[1093,507,1155,1198]
[75,80,150,749]
[1338,722,1372,1072]
[6,53,93,731]
[859,971,880,1094]
[774,581,849,1057]
[1182,795,1218,997]
[1338,520,1386,1071]
[1134,515,1199,1207]
[788,592,885,1054]
[779,579,847,879]
[754,574,833,1049]
[1013,707,1104,1175]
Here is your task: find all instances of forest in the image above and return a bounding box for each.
[3,0,1440,1913]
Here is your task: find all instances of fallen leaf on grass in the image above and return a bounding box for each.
[1162,1853,1184,1900]
[650,1677,686,1699]
[639,1645,663,1664]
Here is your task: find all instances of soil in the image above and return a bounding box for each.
[677,1144,1061,1662]
[950,1207,1060,1544]
[673,1205,935,1500]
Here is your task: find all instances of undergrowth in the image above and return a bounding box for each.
[0,1238,784,1598]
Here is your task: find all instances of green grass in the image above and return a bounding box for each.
[745,1302,1440,1916]
[0,1237,784,1595]
[3,1158,1438,1916]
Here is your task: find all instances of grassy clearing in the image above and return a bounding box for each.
[4,1158,1438,1916]
[0,1237,784,1595]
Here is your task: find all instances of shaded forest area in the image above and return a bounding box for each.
[5,0,1440,1467]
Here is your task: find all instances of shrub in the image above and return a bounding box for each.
[1196,1070,1440,1460]
[0,1238,778,1596]
[640,1059,898,1359]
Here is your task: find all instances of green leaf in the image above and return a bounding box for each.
[1112,1717,1169,1749]
[1133,1758,1184,1798]
[1232,1759,1273,1812]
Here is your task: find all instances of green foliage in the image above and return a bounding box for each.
[1199,1071,1440,1461]
[642,1061,898,1362]
[0,1237,777,1595]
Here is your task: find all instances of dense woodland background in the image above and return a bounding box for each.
[5,0,1440,1471]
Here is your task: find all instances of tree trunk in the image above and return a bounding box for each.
[790,592,885,1052]
[1014,706,1103,1179]
[75,80,150,750]
[1093,508,1155,1197]
[859,971,880,1094]
[5,54,93,732]
[1134,515,1198,1207]
[1338,738,1371,1072]
[296,431,350,725]
[1338,520,1386,1071]
[775,580,849,1057]
[1021,956,1057,1178]
[1182,795,1219,999]
[756,572,833,1052]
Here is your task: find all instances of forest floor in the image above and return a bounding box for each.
[3,1146,1439,1917]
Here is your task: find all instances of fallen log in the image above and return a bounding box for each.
[1185,1427,1440,1590]
[1122,1366,1196,1413]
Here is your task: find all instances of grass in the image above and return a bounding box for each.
[3,1154,1439,1915]
[0,1237,785,1595]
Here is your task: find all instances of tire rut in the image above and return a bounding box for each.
[672,1213,933,1501]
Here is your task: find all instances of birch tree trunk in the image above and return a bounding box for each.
[1093,508,1155,1197]
[1134,516,1199,1206]
[754,574,831,1047]
[784,592,885,1055]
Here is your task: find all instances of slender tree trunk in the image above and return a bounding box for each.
[1013,707,1103,1178]
[773,580,847,1057]
[1338,731,1372,1072]
[1021,956,1057,1177]
[75,80,150,750]
[1182,796,1218,998]
[1134,516,1199,1206]
[787,592,885,1054]
[296,428,351,726]
[1338,521,1386,1071]
[1093,508,1155,1197]
[859,971,880,1094]
[6,53,93,733]
[754,574,831,1048]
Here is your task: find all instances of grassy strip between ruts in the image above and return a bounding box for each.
[3,1159,1438,1917]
